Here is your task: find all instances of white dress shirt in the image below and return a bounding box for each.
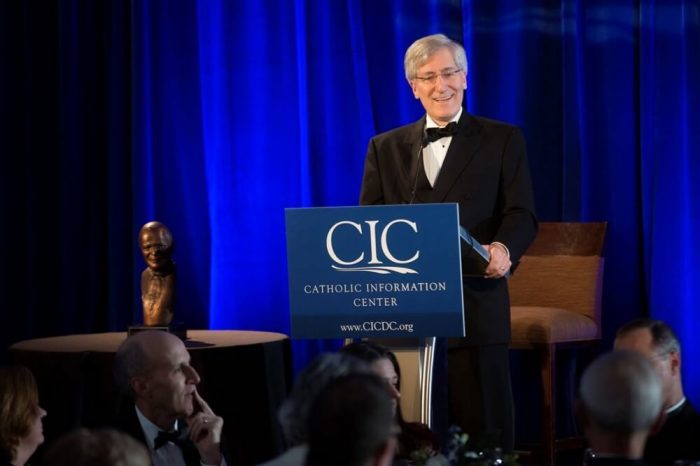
[423,107,463,186]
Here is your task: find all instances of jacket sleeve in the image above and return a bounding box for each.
[493,126,538,263]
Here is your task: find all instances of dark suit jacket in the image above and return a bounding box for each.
[360,111,537,345]
[645,399,700,466]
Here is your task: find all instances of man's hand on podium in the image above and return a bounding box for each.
[483,243,511,279]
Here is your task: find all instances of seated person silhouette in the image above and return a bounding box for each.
[340,341,439,461]
[41,428,150,466]
[256,353,373,466]
[305,373,397,466]
[577,351,664,466]
[614,318,700,466]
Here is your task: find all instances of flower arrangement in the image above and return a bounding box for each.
[410,426,520,466]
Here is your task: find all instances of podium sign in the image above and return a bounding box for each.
[285,204,465,338]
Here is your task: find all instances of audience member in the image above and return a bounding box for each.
[305,373,396,466]
[113,331,226,466]
[614,318,700,465]
[257,353,373,466]
[577,351,663,465]
[0,366,47,466]
[41,428,150,466]
[341,341,439,461]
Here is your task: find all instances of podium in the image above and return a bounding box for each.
[285,204,481,427]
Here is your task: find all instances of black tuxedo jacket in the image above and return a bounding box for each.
[360,111,537,345]
[645,399,700,466]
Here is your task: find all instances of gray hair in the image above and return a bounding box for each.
[277,353,372,446]
[580,351,663,433]
[404,33,468,81]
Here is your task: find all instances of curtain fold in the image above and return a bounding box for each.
[640,0,700,397]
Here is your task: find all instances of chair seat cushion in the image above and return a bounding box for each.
[510,305,599,346]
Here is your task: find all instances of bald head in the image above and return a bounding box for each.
[114,331,200,428]
[580,351,663,434]
[115,331,178,394]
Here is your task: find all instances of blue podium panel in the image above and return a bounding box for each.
[285,204,465,338]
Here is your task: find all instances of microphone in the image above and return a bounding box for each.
[409,132,429,204]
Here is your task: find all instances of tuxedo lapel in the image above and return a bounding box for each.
[431,111,482,201]
[121,405,149,446]
[399,117,427,201]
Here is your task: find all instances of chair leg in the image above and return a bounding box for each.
[540,344,556,466]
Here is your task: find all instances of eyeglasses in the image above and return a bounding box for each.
[413,68,463,85]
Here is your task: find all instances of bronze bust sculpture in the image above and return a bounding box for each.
[139,221,175,326]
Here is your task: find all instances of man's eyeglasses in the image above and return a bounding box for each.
[413,68,463,85]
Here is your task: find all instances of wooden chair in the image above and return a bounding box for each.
[508,222,607,466]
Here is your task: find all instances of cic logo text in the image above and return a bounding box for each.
[325,219,420,274]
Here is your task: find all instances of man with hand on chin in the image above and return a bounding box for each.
[360,33,537,450]
[114,331,227,466]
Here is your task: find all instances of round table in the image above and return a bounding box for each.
[10,330,291,466]
[10,329,287,352]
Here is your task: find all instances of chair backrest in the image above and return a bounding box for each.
[508,222,607,326]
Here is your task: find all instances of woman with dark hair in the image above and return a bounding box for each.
[0,366,47,466]
[257,353,374,466]
[340,342,439,463]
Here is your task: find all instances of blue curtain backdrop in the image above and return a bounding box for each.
[1,0,698,397]
[128,0,700,393]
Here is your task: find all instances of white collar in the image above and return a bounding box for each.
[666,397,686,414]
[425,107,463,129]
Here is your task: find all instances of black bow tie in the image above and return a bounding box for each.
[154,428,185,450]
[424,122,458,145]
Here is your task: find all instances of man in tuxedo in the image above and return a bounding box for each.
[614,319,700,465]
[359,33,537,450]
[577,351,664,466]
[113,331,226,466]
